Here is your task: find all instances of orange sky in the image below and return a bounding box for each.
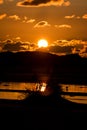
[0,0,87,42]
[0,0,87,54]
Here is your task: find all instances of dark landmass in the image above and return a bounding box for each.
[0,51,87,84]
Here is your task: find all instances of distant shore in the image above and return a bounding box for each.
[0,51,87,84]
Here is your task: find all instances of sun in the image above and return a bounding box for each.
[38,39,48,48]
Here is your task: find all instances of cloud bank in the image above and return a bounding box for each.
[49,40,87,56]
[0,39,87,57]
[0,39,36,52]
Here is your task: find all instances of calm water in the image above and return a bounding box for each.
[60,84,87,104]
[0,82,87,104]
[0,82,47,100]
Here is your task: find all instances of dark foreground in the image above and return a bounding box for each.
[0,90,87,129]
[0,51,87,129]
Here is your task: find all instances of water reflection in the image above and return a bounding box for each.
[60,84,87,104]
[0,82,47,100]
[0,82,87,104]
[36,83,46,92]
[0,82,37,91]
[0,92,26,100]
[61,95,87,104]
[61,84,87,93]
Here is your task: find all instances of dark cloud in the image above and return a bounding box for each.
[49,45,87,55]
[23,0,50,5]
[49,45,73,54]
[3,42,27,51]
[0,39,37,52]
[48,40,87,55]
[17,0,70,7]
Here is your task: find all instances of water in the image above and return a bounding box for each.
[60,84,87,104]
[0,82,47,100]
[0,82,87,104]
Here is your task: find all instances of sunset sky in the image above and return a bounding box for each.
[0,0,87,54]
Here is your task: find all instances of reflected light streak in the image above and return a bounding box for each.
[40,83,47,92]
[0,82,47,100]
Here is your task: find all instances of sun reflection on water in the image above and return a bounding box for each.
[0,82,87,104]
[0,82,47,100]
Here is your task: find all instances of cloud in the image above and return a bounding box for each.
[0,0,14,4]
[17,0,70,7]
[76,16,80,19]
[48,39,87,55]
[0,13,7,20]
[34,21,50,28]
[79,45,87,54]
[55,24,71,29]
[7,0,14,2]
[22,16,28,22]
[1,39,87,56]
[63,1,70,6]
[49,45,73,54]
[15,37,21,40]
[64,14,87,20]
[0,0,3,4]
[8,15,21,21]
[24,16,28,20]
[0,39,37,52]
[23,16,35,23]
[65,14,75,19]
[53,39,86,47]
[65,14,82,19]
[82,14,87,19]
[26,19,35,23]
[3,41,29,51]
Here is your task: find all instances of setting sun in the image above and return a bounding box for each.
[38,39,48,48]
